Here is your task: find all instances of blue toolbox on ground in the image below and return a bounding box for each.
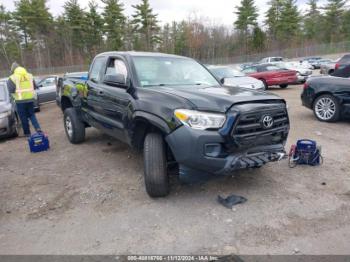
[289,139,322,167]
[28,132,50,153]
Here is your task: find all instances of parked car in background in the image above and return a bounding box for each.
[301,57,322,69]
[0,78,40,111]
[241,63,298,89]
[207,65,265,90]
[332,54,350,78]
[56,72,88,109]
[259,57,284,64]
[238,62,255,71]
[320,60,337,75]
[35,75,58,103]
[0,81,19,138]
[275,62,312,83]
[301,76,350,122]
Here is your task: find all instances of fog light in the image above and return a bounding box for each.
[205,144,222,157]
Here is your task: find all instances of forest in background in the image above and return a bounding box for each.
[0,0,350,71]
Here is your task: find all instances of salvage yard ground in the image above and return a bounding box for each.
[0,83,349,255]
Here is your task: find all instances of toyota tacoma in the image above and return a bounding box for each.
[58,52,290,197]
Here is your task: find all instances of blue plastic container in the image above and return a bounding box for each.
[28,132,50,153]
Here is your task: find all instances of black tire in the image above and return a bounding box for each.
[63,108,85,144]
[313,94,340,122]
[279,84,288,89]
[10,115,19,138]
[261,79,268,90]
[143,132,170,198]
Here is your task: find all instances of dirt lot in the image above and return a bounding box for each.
[0,83,349,255]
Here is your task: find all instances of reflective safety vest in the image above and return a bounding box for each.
[9,67,35,101]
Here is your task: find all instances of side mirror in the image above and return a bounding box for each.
[103,74,127,88]
[220,78,226,85]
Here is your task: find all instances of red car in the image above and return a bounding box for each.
[242,64,297,89]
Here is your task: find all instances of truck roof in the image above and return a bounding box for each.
[97,51,190,60]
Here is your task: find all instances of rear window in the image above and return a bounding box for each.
[262,65,281,71]
[271,57,283,62]
[339,54,350,63]
[242,67,257,73]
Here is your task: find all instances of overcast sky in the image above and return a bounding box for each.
[0,0,326,26]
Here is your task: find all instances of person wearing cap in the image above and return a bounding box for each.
[7,62,42,137]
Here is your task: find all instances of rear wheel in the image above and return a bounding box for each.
[279,84,288,89]
[313,94,340,122]
[64,108,86,144]
[143,133,170,198]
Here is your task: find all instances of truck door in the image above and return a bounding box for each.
[97,56,132,141]
[85,56,107,129]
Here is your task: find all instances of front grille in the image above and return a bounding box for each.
[231,108,289,148]
[234,109,288,135]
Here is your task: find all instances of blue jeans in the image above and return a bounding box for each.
[16,102,41,135]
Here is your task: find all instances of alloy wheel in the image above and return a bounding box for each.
[65,116,73,138]
[315,97,336,121]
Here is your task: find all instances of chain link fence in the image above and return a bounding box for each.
[0,65,89,79]
[202,41,350,65]
[1,41,349,78]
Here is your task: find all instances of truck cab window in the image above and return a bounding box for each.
[106,59,127,75]
[89,57,105,83]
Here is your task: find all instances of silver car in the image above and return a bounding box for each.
[0,81,18,138]
[35,75,58,103]
[208,65,266,90]
[0,77,40,111]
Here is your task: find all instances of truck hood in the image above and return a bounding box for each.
[152,85,284,112]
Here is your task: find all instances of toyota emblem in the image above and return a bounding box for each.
[261,115,274,129]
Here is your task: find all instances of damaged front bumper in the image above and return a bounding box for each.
[165,125,287,177]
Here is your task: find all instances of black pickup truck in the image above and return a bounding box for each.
[57,52,290,197]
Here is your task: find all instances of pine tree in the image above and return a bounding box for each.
[234,0,258,33]
[234,0,258,53]
[63,0,86,53]
[265,0,284,40]
[278,0,300,42]
[85,0,103,56]
[251,26,266,52]
[323,0,347,42]
[102,0,126,51]
[303,0,321,40]
[132,0,160,51]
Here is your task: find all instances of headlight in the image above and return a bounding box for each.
[174,109,226,130]
[0,111,11,118]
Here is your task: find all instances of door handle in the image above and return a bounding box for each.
[98,90,104,95]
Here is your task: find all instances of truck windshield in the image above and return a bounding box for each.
[133,56,219,87]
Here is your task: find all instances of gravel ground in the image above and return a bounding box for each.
[0,83,349,255]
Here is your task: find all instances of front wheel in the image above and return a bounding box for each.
[143,133,170,198]
[313,94,340,122]
[279,84,288,89]
[261,79,268,90]
[10,115,19,138]
[63,108,86,144]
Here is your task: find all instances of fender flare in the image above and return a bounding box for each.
[132,111,172,135]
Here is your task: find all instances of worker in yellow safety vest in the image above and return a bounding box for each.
[7,62,42,137]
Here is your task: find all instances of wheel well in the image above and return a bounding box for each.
[61,96,73,112]
[312,92,337,107]
[329,69,334,74]
[131,119,166,150]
